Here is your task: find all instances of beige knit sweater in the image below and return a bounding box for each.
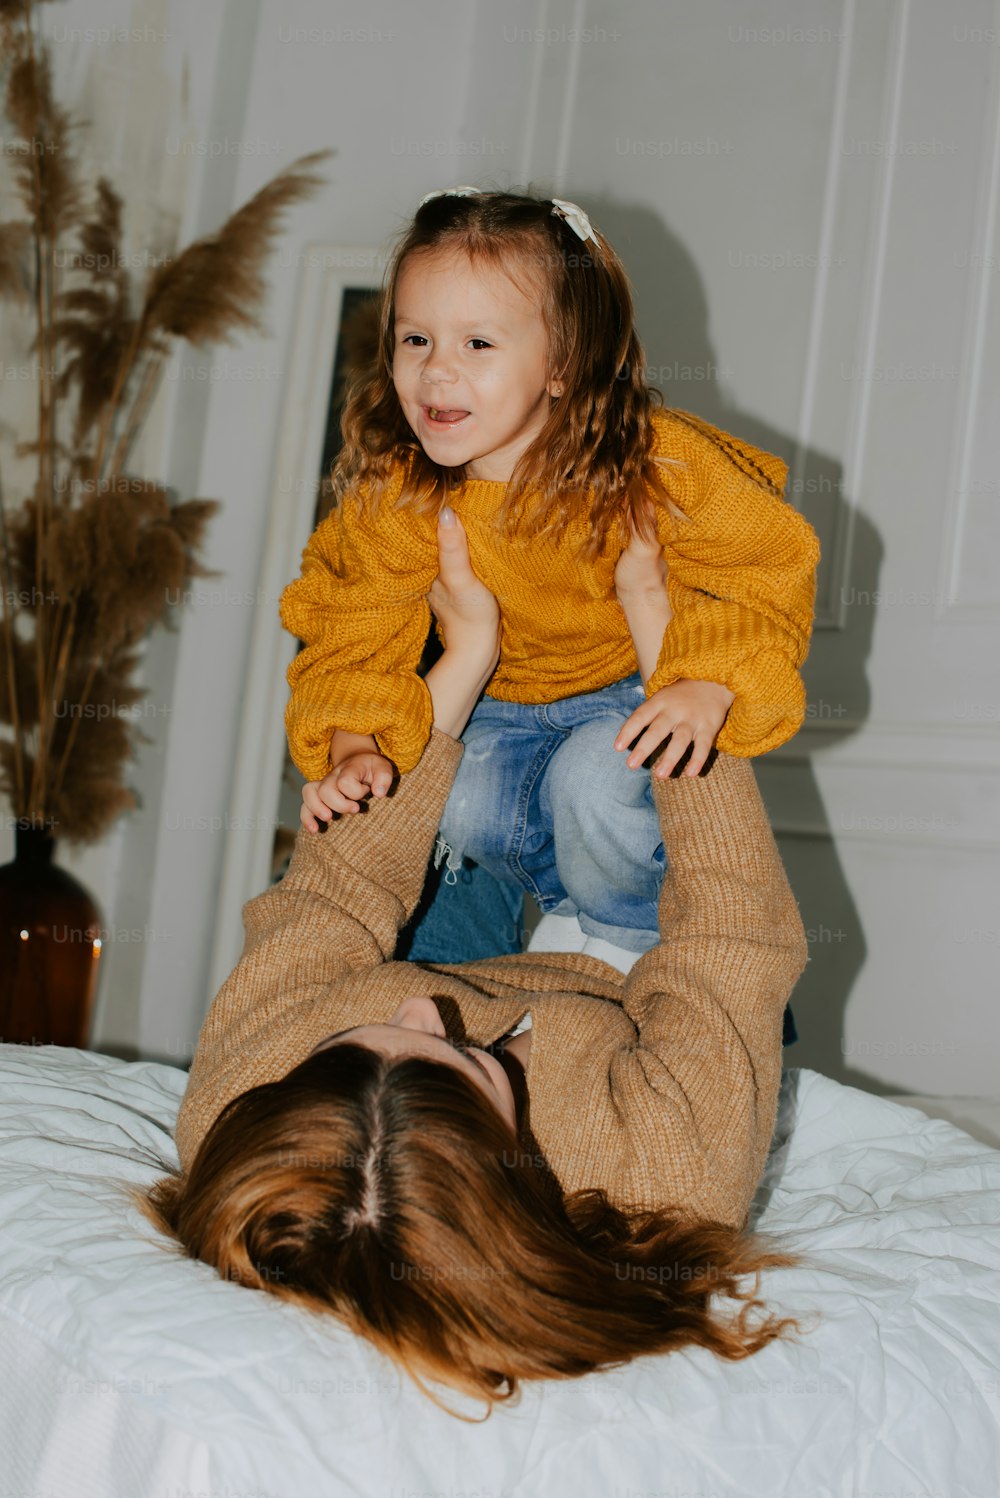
[176,731,807,1229]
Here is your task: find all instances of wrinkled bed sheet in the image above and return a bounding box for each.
[1,1044,998,1498]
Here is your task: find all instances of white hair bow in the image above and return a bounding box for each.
[549,197,598,245]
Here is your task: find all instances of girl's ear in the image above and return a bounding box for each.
[548,377,564,398]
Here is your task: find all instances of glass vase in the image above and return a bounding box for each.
[0,826,102,1047]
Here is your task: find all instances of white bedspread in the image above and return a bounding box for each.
[1,1043,998,1498]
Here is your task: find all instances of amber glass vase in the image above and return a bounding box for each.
[0,826,103,1047]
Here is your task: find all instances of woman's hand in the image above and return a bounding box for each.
[424,508,502,741]
[427,507,501,668]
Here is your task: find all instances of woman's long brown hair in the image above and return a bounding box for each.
[141,1044,804,1416]
[334,188,677,562]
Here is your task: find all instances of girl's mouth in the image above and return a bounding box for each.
[425,405,470,426]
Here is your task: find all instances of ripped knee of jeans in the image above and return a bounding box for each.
[433,833,464,887]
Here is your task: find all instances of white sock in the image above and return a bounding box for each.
[527,912,588,953]
[579,934,643,975]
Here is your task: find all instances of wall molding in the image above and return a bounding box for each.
[793,0,854,630]
[206,244,388,997]
[770,823,1000,853]
[759,716,1000,853]
[827,0,909,631]
[767,715,1000,768]
[937,0,1000,623]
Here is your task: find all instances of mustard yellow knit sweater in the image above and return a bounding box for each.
[280,407,820,779]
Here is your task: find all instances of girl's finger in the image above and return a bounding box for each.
[370,767,393,798]
[614,705,655,751]
[302,784,333,822]
[653,725,694,779]
[336,770,369,799]
[317,783,360,815]
[684,728,713,777]
[624,723,672,769]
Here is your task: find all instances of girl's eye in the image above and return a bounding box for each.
[468,338,492,351]
[401,334,428,347]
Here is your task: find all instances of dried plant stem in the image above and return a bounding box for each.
[50,367,181,764]
[106,352,165,484]
[0,467,27,813]
[17,3,64,822]
[41,567,85,760]
[24,23,52,791]
[50,646,102,801]
[42,545,63,685]
[31,594,75,809]
[90,313,147,488]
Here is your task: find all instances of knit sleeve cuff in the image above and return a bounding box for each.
[648,644,806,758]
[713,649,806,756]
[285,671,434,780]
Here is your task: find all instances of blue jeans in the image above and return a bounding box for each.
[434,673,666,954]
[396,857,526,964]
[396,857,798,1044]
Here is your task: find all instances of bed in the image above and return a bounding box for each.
[1,1042,998,1497]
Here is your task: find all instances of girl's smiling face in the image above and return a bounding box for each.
[392,246,562,483]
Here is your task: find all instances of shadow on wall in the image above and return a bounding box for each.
[592,197,889,1094]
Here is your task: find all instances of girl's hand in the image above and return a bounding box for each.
[427,507,501,667]
[301,750,395,831]
[615,678,736,779]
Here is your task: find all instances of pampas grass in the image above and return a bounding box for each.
[0,0,330,842]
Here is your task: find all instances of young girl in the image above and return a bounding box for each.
[280,187,819,967]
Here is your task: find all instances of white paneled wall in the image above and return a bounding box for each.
[399,0,1000,1093]
[8,0,996,1091]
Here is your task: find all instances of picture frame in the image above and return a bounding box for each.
[206,244,388,996]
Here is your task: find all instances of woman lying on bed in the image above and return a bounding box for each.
[144,511,809,1410]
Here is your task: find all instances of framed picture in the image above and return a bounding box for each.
[206,244,388,996]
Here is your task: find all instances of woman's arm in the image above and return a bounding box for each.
[231,510,497,993]
[607,753,808,1228]
[176,514,498,1168]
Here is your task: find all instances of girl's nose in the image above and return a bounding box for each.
[419,348,458,385]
